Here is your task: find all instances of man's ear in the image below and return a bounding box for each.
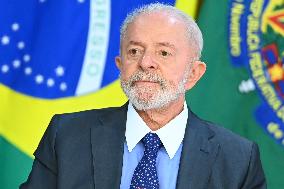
[115,56,122,70]
[184,61,206,90]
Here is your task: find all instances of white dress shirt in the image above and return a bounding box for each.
[120,102,188,189]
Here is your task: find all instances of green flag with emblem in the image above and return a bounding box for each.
[186,0,284,188]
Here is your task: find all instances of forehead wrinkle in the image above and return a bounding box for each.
[127,40,145,47]
[127,40,177,50]
[155,42,176,50]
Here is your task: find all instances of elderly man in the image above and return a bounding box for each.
[21,3,266,189]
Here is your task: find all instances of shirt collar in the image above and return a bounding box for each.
[125,102,188,159]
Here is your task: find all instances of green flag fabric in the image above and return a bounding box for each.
[186,0,284,188]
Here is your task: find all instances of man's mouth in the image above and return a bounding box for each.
[132,80,160,87]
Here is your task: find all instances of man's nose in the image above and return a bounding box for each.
[139,52,158,71]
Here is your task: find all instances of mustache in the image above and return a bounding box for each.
[127,71,167,87]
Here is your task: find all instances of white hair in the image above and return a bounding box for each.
[120,3,203,58]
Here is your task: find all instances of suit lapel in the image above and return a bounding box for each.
[91,104,128,189]
[176,110,220,189]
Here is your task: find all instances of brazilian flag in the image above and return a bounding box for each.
[188,0,284,188]
[0,0,197,188]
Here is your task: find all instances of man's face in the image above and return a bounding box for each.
[116,12,198,110]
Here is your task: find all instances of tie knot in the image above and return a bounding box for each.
[142,133,162,152]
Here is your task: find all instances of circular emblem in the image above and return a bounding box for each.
[229,0,284,147]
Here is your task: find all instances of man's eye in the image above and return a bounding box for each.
[129,48,139,56]
[160,50,171,57]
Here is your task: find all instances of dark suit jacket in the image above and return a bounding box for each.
[20,103,266,189]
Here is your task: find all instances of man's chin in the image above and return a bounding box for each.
[130,95,171,111]
[135,93,156,102]
[129,95,157,110]
[131,101,156,111]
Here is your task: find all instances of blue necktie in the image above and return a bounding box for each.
[130,133,162,189]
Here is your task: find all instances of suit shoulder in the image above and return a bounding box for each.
[207,122,252,147]
[53,105,125,126]
[48,105,126,135]
[198,119,256,171]
[55,106,124,121]
[195,115,253,151]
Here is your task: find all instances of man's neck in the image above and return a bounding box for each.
[136,97,185,131]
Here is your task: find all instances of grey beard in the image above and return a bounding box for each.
[120,70,186,110]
